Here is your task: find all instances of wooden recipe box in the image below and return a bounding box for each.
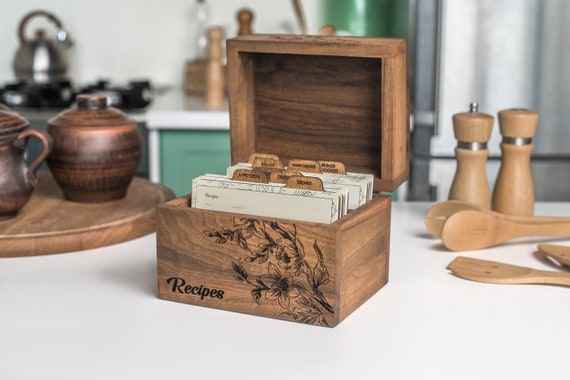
[156,35,409,327]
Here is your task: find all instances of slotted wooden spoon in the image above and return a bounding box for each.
[447,256,570,286]
[537,244,570,267]
[425,200,570,239]
[440,209,570,251]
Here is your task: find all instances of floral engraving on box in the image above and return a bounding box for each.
[203,218,334,326]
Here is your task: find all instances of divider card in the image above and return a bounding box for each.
[191,174,347,224]
[226,163,373,210]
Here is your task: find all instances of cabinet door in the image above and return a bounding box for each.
[160,130,230,196]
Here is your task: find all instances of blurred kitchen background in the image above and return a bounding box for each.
[412,0,570,203]
[1,0,569,201]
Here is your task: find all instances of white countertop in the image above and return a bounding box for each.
[1,202,568,380]
[145,89,229,130]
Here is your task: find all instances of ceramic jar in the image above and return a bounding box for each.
[46,94,142,202]
[0,109,52,220]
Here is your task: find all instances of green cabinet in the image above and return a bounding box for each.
[160,130,230,196]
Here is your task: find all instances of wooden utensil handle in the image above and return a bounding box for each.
[506,219,570,240]
[237,9,254,35]
[206,27,225,108]
[535,270,570,286]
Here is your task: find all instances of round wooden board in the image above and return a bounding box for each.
[0,172,175,257]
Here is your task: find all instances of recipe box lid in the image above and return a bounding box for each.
[226,34,409,193]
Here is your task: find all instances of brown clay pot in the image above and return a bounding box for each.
[0,109,52,220]
[46,94,142,203]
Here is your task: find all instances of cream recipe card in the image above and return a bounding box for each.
[191,174,347,224]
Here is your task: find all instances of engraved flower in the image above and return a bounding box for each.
[249,240,280,264]
[275,238,304,274]
[262,263,301,309]
[233,218,266,239]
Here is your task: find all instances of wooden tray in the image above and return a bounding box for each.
[0,172,175,257]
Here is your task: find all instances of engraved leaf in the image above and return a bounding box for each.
[313,266,329,287]
[237,235,249,250]
[255,278,269,289]
[257,254,269,264]
[251,287,263,304]
[270,221,297,241]
[232,262,248,281]
[312,241,329,287]
[253,220,267,239]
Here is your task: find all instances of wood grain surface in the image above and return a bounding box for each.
[0,171,175,257]
[226,35,409,193]
[157,194,391,327]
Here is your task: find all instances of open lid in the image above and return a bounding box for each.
[226,35,409,193]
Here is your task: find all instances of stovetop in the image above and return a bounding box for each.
[0,79,153,110]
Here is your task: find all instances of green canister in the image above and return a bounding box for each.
[322,0,409,37]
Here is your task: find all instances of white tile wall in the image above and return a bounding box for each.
[0,0,324,88]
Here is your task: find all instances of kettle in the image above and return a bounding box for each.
[12,10,73,84]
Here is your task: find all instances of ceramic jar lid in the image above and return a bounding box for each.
[0,108,29,136]
[47,94,136,128]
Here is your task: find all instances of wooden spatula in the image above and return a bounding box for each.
[447,256,570,286]
[537,244,570,267]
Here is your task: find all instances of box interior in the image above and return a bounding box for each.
[228,35,409,193]
[251,53,383,178]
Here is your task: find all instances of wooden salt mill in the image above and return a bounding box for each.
[448,103,494,208]
[492,108,539,215]
[206,26,225,108]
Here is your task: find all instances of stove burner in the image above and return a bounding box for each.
[0,80,74,109]
[78,80,152,109]
[0,79,153,110]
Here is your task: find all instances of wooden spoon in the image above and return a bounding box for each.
[440,209,570,251]
[447,256,570,286]
[425,200,569,238]
[537,244,570,267]
[425,200,483,238]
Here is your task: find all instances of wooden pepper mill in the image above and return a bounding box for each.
[448,103,494,208]
[206,26,225,108]
[492,108,539,215]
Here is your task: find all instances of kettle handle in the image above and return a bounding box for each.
[18,10,65,45]
[14,130,53,189]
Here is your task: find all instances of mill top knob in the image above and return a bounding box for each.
[452,102,494,144]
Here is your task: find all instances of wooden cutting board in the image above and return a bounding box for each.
[0,171,175,257]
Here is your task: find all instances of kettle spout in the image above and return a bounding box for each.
[56,28,73,48]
